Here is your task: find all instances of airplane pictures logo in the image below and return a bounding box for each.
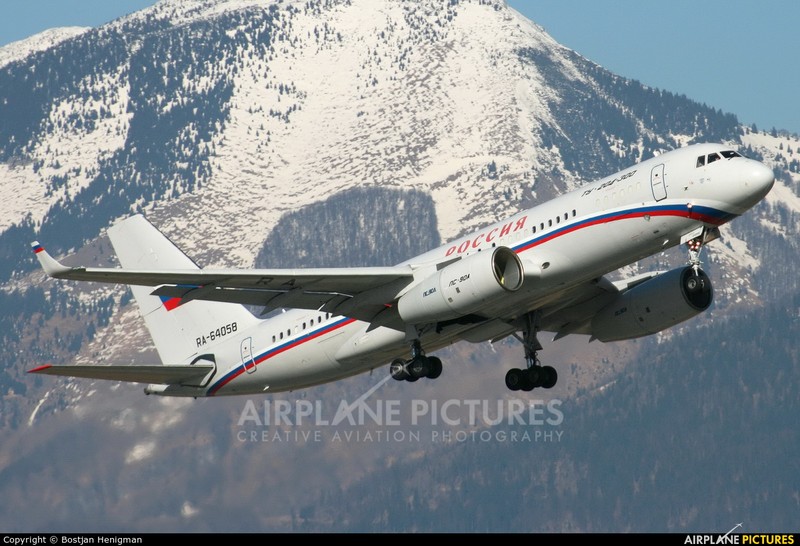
[236,374,564,444]
[684,524,796,545]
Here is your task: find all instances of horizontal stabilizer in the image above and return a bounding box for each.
[28,364,215,386]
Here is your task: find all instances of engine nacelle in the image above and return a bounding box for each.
[591,266,713,342]
[397,246,524,324]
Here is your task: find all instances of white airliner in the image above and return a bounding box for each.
[29,143,774,396]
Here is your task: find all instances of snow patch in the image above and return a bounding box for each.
[765,179,800,216]
[144,398,190,433]
[0,65,130,232]
[181,501,200,518]
[125,440,157,464]
[28,390,51,426]
[0,27,89,68]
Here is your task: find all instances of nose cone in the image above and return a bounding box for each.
[735,160,774,210]
[748,161,775,199]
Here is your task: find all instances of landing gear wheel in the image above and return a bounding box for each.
[505,368,525,391]
[540,365,558,389]
[390,358,409,381]
[408,356,431,380]
[520,372,535,392]
[506,311,561,391]
[426,356,442,379]
[526,366,543,388]
[393,338,443,383]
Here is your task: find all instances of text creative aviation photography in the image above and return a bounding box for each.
[30,143,774,397]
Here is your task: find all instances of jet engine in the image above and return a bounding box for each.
[591,266,713,342]
[397,246,524,324]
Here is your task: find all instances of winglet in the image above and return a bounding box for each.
[30,242,72,277]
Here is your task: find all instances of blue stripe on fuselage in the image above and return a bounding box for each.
[207,317,356,396]
[512,203,734,254]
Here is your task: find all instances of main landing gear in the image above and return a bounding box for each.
[390,339,442,382]
[505,312,557,392]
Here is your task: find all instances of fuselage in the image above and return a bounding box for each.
[147,143,774,396]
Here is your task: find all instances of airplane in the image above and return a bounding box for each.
[29,143,774,396]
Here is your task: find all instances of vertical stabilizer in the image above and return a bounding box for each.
[107,215,259,364]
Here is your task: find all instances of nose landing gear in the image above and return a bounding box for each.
[685,225,720,276]
[687,236,703,275]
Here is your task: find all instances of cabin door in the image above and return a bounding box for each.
[650,164,667,201]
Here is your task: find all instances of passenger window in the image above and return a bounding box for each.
[279,332,283,340]
[540,222,544,230]
[272,335,276,343]
[707,153,721,164]
[548,219,552,227]
[696,155,706,167]
[532,226,536,233]
[572,209,576,217]
[556,216,560,224]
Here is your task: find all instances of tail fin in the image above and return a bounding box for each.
[107,215,259,364]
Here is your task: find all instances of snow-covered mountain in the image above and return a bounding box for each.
[0,27,90,69]
[0,0,798,531]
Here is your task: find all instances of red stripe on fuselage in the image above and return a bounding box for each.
[207,317,357,396]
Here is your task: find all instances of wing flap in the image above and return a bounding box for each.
[28,364,215,385]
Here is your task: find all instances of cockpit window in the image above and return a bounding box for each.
[696,150,741,167]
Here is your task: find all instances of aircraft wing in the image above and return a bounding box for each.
[28,364,215,385]
[538,270,664,340]
[31,242,415,322]
[456,271,665,345]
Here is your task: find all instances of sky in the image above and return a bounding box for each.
[0,0,797,134]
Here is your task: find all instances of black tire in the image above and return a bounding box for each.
[505,368,524,391]
[520,373,535,392]
[408,356,430,379]
[541,365,558,389]
[390,358,409,381]
[526,366,544,388]
[426,356,443,379]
